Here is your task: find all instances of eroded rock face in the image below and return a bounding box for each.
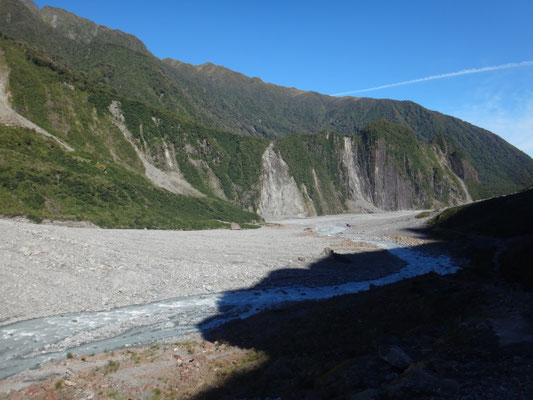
[255,134,471,219]
[0,50,73,151]
[365,139,415,211]
[109,100,203,197]
[257,144,315,219]
[341,137,381,213]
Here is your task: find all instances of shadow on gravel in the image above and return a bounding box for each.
[191,236,533,400]
[192,246,408,341]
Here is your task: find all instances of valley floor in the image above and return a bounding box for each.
[1,210,487,398]
[0,211,425,326]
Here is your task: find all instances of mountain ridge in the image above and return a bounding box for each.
[0,0,531,227]
[16,0,152,56]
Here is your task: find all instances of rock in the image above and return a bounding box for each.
[298,256,305,261]
[385,366,459,398]
[332,251,350,263]
[378,344,412,370]
[441,378,460,394]
[20,247,32,256]
[322,247,333,256]
[322,247,350,263]
[386,372,399,380]
[349,388,380,400]
[230,222,241,230]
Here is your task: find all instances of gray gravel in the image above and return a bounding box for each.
[0,211,425,326]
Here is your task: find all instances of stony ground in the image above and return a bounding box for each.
[0,211,423,326]
[1,271,531,400]
[0,340,264,399]
[5,211,530,399]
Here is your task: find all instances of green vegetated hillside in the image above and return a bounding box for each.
[429,188,533,289]
[0,0,532,228]
[0,125,258,229]
[88,92,270,207]
[429,187,533,238]
[0,33,260,228]
[0,0,210,124]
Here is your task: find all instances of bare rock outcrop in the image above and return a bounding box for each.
[341,137,381,213]
[108,100,203,197]
[257,143,315,219]
[0,50,73,151]
[256,132,471,219]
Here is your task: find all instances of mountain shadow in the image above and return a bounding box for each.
[191,232,533,399]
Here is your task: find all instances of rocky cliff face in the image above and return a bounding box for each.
[98,110,472,219]
[257,144,316,219]
[250,127,471,219]
[121,118,471,220]
[366,138,416,210]
[340,137,380,213]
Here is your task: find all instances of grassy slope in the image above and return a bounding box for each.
[2,34,142,171]
[0,125,258,229]
[429,188,533,289]
[3,30,269,205]
[429,188,533,238]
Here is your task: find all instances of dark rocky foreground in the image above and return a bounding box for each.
[194,264,533,400]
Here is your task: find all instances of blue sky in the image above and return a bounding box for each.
[34,0,533,156]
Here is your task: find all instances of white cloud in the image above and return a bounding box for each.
[333,61,533,96]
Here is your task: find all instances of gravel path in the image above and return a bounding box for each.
[0,211,425,326]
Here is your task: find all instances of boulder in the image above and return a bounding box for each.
[378,344,412,370]
[349,388,380,400]
[385,366,459,398]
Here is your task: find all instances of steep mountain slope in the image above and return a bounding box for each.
[158,61,533,200]
[0,31,467,223]
[0,0,205,121]
[0,33,261,228]
[1,0,531,201]
[0,0,531,226]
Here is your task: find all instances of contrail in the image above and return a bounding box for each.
[333,61,533,96]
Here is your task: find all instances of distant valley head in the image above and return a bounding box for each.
[0,0,532,229]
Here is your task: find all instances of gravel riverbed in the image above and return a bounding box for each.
[0,211,425,326]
